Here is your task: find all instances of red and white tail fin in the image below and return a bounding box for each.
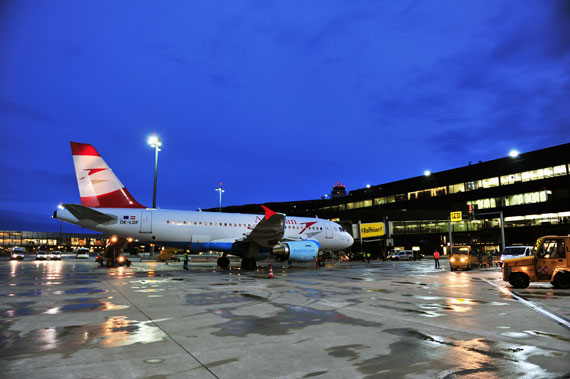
[70,142,145,208]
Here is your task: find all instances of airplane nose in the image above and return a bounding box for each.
[346,233,354,247]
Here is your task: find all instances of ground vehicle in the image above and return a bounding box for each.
[10,247,25,260]
[48,251,62,260]
[502,236,570,289]
[158,248,181,262]
[449,246,479,271]
[36,250,49,260]
[500,246,532,267]
[390,250,414,261]
[98,237,131,267]
[75,248,90,259]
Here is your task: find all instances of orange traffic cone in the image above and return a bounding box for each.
[269,264,274,279]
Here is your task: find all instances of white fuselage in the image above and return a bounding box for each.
[56,208,354,253]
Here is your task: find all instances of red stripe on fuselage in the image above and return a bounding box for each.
[81,188,145,208]
[71,142,100,156]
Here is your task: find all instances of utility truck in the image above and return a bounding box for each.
[502,236,570,289]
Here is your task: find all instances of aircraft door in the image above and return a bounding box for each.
[140,211,152,233]
[325,223,333,239]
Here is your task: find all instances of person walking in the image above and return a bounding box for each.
[366,252,371,263]
[183,251,189,270]
[434,250,440,269]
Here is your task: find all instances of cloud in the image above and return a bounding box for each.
[0,208,88,233]
[0,99,59,124]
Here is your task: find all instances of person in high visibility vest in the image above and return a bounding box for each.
[434,250,440,269]
[365,252,371,263]
[183,251,189,270]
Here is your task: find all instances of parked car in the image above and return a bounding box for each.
[75,248,90,259]
[500,246,533,267]
[36,250,49,260]
[10,247,25,261]
[390,250,415,261]
[48,251,62,260]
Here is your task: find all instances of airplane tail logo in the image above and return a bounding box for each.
[70,142,145,208]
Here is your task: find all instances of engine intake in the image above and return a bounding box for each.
[272,241,319,262]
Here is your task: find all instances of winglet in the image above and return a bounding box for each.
[261,205,276,220]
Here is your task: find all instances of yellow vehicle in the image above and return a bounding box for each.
[449,246,480,271]
[502,236,570,289]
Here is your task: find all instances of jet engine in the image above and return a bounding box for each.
[272,241,319,262]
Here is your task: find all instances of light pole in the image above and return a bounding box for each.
[215,183,224,212]
[147,133,162,209]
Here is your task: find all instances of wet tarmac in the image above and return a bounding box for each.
[0,257,569,378]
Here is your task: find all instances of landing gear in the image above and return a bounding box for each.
[241,258,256,270]
[217,256,230,269]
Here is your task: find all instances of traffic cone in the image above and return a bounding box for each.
[269,264,274,279]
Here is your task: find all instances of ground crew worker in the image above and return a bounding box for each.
[183,251,189,270]
[434,250,440,269]
[365,252,371,263]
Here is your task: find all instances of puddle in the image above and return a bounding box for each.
[290,280,319,286]
[144,358,165,364]
[370,303,443,318]
[43,301,129,314]
[337,328,563,377]
[65,288,108,295]
[500,332,530,339]
[525,331,570,342]
[209,304,381,337]
[0,301,36,317]
[0,316,167,359]
[1,290,43,297]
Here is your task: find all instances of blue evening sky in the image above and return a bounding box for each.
[1,1,569,232]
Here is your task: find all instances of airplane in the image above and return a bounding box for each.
[53,142,354,269]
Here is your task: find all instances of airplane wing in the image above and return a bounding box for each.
[62,203,117,224]
[241,205,285,247]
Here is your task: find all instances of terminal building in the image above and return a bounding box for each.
[220,143,570,256]
[0,230,107,253]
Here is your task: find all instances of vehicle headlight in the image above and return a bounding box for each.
[460,257,467,262]
[450,257,455,262]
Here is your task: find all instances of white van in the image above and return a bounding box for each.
[500,246,533,266]
[390,250,415,261]
[75,247,90,259]
[10,247,25,260]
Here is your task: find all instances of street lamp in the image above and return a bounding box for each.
[424,170,431,176]
[509,149,519,158]
[215,182,224,212]
[147,133,162,209]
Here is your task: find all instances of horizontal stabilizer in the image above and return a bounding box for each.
[63,204,117,224]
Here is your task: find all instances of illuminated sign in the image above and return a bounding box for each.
[450,211,463,222]
[360,222,384,238]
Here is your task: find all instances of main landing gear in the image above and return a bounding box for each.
[217,256,230,269]
[240,258,256,270]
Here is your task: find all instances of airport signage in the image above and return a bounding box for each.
[450,211,463,222]
[360,222,385,238]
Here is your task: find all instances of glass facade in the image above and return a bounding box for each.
[322,162,569,211]
[391,211,570,235]
[0,230,107,250]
